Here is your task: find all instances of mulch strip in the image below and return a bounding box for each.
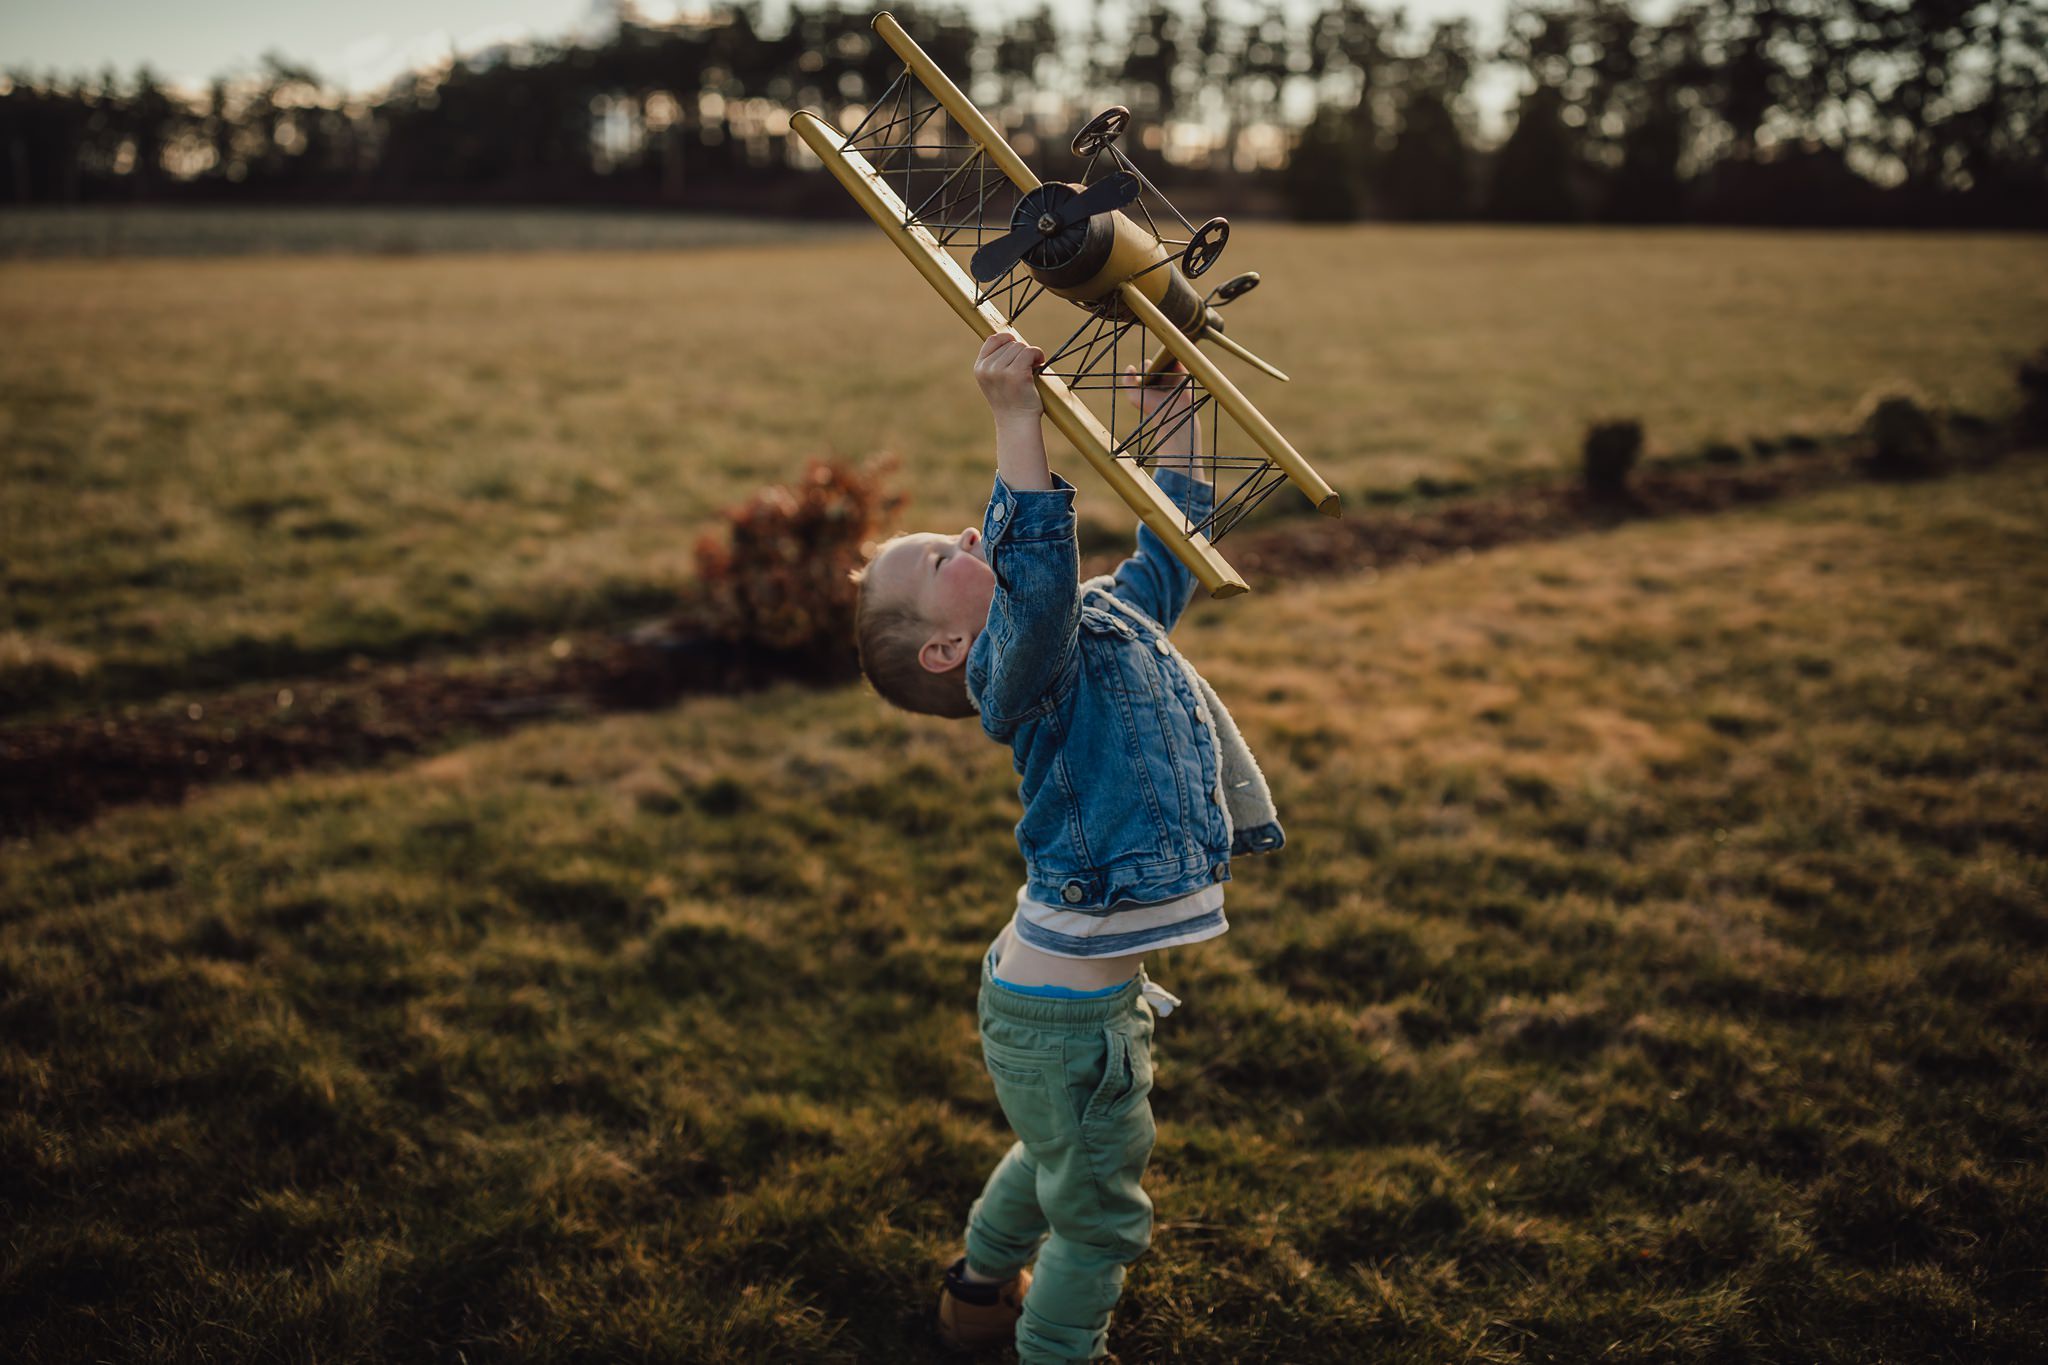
[1218,444,1862,586]
[2,635,854,838]
[0,437,2013,838]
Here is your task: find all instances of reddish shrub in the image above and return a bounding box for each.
[689,458,904,659]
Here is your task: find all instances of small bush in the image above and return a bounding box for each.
[1583,419,1643,497]
[1855,387,1944,479]
[690,458,903,657]
[1703,441,1744,465]
[2018,348,2048,441]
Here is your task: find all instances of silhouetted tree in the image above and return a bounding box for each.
[1284,102,1365,219]
[0,0,2041,225]
[1606,87,1686,221]
[1380,20,1474,219]
[1489,85,1580,220]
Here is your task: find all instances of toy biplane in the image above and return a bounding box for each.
[791,11,1340,598]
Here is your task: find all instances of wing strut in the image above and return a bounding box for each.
[1119,285,1340,516]
[873,12,1040,196]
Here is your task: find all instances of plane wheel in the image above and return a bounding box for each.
[1182,217,1229,279]
[1072,106,1131,158]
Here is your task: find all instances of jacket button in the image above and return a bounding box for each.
[1208,788,1220,804]
[1154,638,1171,655]
[1212,864,1227,881]
[1193,710,1208,727]
[1061,882,1084,903]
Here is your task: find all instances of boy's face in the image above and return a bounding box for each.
[867,527,994,674]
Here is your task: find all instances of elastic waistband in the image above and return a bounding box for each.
[979,936,1181,1027]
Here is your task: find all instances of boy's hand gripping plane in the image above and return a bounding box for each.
[791,10,1342,599]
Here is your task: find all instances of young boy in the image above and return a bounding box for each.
[851,329,1284,1363]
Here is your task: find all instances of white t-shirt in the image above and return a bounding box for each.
[1008,880,1228,960]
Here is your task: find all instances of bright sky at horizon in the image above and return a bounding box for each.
[1,1,1521,88]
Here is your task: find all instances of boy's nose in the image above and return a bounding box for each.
[960,527,980,550]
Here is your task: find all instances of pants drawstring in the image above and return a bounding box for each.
[1138,976,1180,1017]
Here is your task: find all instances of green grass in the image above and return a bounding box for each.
[4,459,2043,1361]
[4,227,2045,715]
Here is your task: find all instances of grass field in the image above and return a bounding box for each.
[5,227,2045,715]
[4,223,2046,1360]
[4,453,2045,1361]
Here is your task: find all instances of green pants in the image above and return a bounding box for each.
[963,934,1163,1364]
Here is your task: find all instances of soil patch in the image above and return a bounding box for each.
[2,634,854,837]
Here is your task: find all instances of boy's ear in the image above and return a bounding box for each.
[919,630,968,674]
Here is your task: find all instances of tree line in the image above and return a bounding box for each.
[3,0,2042,227]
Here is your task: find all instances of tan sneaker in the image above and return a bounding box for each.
[936,1255,1032,1350]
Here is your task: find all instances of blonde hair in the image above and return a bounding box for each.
[850,540,976,719]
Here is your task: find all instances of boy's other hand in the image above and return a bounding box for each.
[1119,359,1192,418]
[1120,358,1206,479]
[975,329,1045,419]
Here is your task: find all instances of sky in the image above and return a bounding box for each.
[0,1,1526,130]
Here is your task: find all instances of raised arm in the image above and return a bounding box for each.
[979,330,1052,492]
[970,331,1081,730]
[1110,362,1213,632]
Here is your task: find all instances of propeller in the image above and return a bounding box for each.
[969,172,1141,283]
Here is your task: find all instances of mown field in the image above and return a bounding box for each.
[5,449,2046,1361]
[4,227,2045,715]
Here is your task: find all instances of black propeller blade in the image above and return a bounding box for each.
[1056,170,1143,229]
[969,172,1141,283]
[968,226,1043,288]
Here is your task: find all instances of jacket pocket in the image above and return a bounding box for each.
[1078,604,1140,645]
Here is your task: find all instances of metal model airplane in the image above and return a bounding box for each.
[792,11,1340,598]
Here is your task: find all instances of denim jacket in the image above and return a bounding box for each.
[964,466,1285,911]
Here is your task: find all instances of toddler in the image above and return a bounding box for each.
[851,328,1284,1363]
